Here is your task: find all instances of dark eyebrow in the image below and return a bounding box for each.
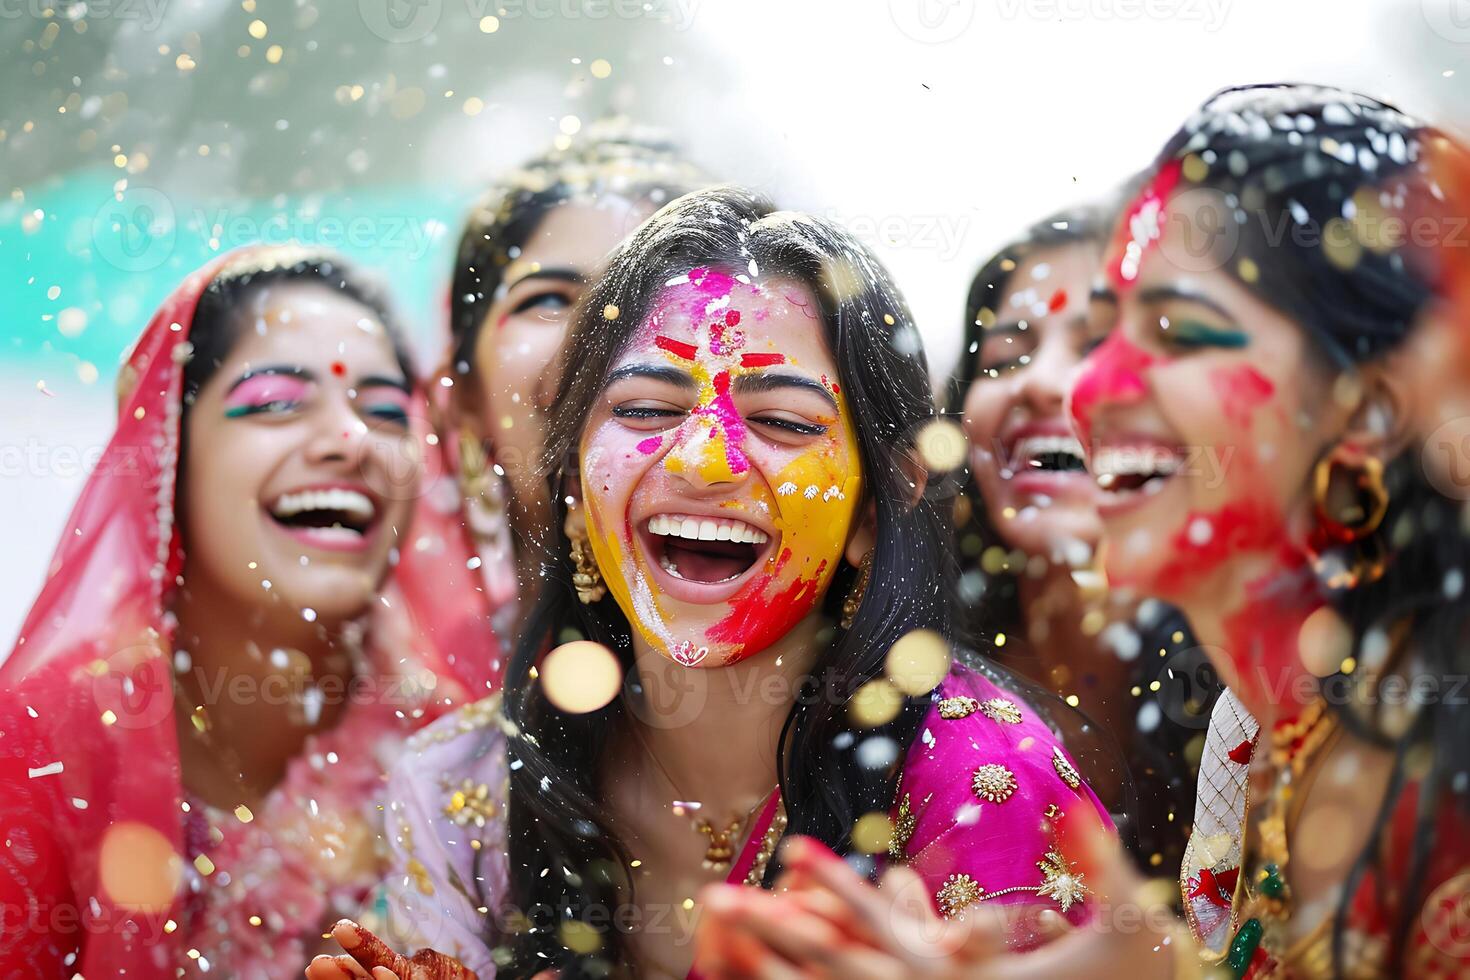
[1136,285,1237,322]
[357,374,412,394]
[227,365,314,394]
[1089,285,1118,304]
[505,267,584,291]
[731,371,839,409]
[605,363,698,391]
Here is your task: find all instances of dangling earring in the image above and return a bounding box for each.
[841,550,873,630]
[566,505,607,604]
[458,428,492,500]
[1309,455,1390,589]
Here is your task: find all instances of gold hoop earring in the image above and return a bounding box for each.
[841,550,874,630]
[569,528,607,604]
[1310,456,1390,589]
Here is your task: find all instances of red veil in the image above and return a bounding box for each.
[0,247,502,976]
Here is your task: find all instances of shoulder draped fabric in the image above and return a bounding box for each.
[0,246,503,978]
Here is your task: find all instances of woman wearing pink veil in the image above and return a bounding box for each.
[0,245,500,978]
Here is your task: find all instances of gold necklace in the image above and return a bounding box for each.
[625,718,773,871]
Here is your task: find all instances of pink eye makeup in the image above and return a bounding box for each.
[223,370,314,419]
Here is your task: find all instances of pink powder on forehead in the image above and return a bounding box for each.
[1108,158,1184,289]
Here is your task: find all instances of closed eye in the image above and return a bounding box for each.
[363,403,411,427]
[225,398,302,419]
[751,417,828,436]
[512,291,575,316]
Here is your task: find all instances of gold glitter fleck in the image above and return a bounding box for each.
[937,695,978,720]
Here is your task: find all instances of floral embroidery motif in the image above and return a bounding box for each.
[936,873,985,919]
[980,698,1023,724]
[938,695,979,720]
[1037,848,1088,913]
[971,764,1018,804]
[444,778,498,828]
[889,793,917,861]
[1052,746,1082,790]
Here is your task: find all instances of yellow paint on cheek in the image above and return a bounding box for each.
[580,446,673,653]
[770,392,863,583]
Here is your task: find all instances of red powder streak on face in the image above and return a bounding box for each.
[331,361,347,377]
[1069,331,1158,446]
[636,436,662,455]
[1220,558,1320,719]
[707,552,827,651]
[496,312,510,329]
[1047,288,1069,314]
[1210,365,1276,430]
[740,352,786,368]
[1153,498,1287,594]
[1106,158,1184,290]
[726,309,741,326]
[655,335,699,361]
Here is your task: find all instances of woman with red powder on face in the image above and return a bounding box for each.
[306,187,1117,980]
[692,84,1470,980]
[0,247,498,978]
[951,206,1218,878]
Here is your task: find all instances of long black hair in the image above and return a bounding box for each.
[497,186,960,977]
[446,120,707,387]
[1149,82,1468,973]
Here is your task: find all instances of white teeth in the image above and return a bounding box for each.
[1091,447,1183,489]
[659,551,684,579]
[646,514,770,545]
[1015,434,1085,467]
[270,488,376,522]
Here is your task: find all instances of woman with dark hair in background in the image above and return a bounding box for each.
[952,208,1216,875]
[0,247,498,978]
[308,186,1115,980]
[697,83,1470,980]
[433,121,706,639]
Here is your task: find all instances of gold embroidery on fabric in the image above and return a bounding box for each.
[936,873,985,918]
[980,698,1023,724]
[972,764,1018,804]
[742,800,788,887]
[1052,746,1082,790]
[887,791,933,862]
[1037,848,1088,913]
[938,695,979,720]
[443,778,498,829]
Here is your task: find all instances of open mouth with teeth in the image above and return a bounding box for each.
[1014,434,1087,474]
[267,487,379,546]
[645,514,773,585]
[1092,447,1183,496]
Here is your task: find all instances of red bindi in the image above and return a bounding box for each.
[331,361,347,377]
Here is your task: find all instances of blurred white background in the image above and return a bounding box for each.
[2,0,1465,649]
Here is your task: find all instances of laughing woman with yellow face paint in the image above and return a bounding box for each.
[307,187,1116,980]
